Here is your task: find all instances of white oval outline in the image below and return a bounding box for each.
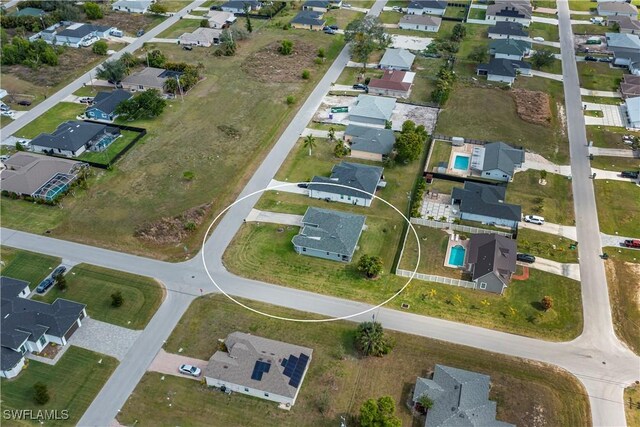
[201,181,421,322]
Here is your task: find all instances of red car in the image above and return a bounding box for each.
[622,239,640,248]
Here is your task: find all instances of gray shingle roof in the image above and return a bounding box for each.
[413,365,515,427]
[122,67,172,89]
[309,161,383,200]
[203,332,313,399]
[489,38,531,56]
[222,0,261,10]
[380,48,416,69]
[30,121,119,152]
[488,21,528,37]
[399,14,442,27]
[292,207,366,257]
[478,142,524,175]
[466,234,517,282]
[345,125,395,155]
[57,24,112,39]
[598,1,638,14]
[606,32,640,50]
[89,89,132,116]
[408,0,447,10]
[478,58,531,78]
[303,0,330,8]
[451,182,521,222]
[350,94,396,121]
[487,1,532,19]
[291,10,325,26]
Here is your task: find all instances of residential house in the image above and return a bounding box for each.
[292,207,366,262]
[220,0,262,14]
[207,10,236,28]
[608,15,640,35]
[349,94,396,127]
[85,90,132,121]
[1,277,87,379]
[412,364,515,426]
[476,58,532,85]
[470,142,525,182]
[40,23,114,47]
[10,7,46,17]
[465,234,517,294]
[367,70,416,98]
[406,1,447,16]
[179,27,223,47]
[597,2,638,18]
[606,32,640,69]
[344,124,395,161]
[451,182,522,228]
[308,162,384,207]
[111,0,153,14]
[398,14,442,32]
[0,152,87,201]
[620,74,640,98]
[487,21,529,40]
[290,10,326,30]
[486,1,532,27]
[30,121,121,157]
[122,67,181,91]
[302,0,331,12]
[379,48,416,70]
[625,96,640,128]
[203,332,312,407]
[489,38,531,60]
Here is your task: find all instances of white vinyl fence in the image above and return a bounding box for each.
[396,269,477,289]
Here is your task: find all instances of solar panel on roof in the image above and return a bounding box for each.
[250,360,272,381]
[281,358,288,367]
[283,355,298,377]
[287,353,310,388]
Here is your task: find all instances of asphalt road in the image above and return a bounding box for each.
[0,0,206,141]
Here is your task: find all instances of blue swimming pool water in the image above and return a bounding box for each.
[448,245,466,266]
[453,155,470,171]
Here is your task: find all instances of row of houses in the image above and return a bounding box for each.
[606,32,640,76]
[33,22,115,48]
[474,21,532,85]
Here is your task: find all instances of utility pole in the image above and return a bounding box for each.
[176,76,184,103]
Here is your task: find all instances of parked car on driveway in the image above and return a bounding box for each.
[517,253,536,263]
[352,83,368,90]
[1,110,15,118]
[323,27,336,34]
[328,25,339,30]
[79,97,94,104]
[584,56,598,62]
[620,170,639,179]
[179,364,201,377]
[622,239,640,248]
[524,215,545,225]
[17,100,32,106]
[597,57,612,63]
[36,277,55,294]
[136,29,145,37]
[52,266,67,279]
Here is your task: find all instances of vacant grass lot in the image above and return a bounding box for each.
[517,228,579,263]
[410,57,445,104]
[77,130,141,165]
[118,295,589,427]
[0,247,61,286]
[530,22,560,41]
[507,170,575,225]
[33,264,164,329]
[568,1,595,12]
[604,249,640,355]
[379,10,401,24]
[594,180,640,236]
[15,102,85,139]
[451,23,490,78]
[572,24,610,36]
[335,67,383,86]
[587,126,639,149]
[1,27,347,260]
[591,156,640,172]
[626,384,640,425]
[0,347,117,427]
[577,62,626,91]
[157,18,201,38]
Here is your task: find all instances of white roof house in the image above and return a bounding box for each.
[626,96,640,129]
[179,27,223,47]
[379,48,416,71]
[207,10,236,28]
[111,0,153,14]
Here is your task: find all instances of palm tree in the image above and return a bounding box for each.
[96,60,126,88]
[328,127,336,142]
[303,134,316,156]
[355,321,391,357]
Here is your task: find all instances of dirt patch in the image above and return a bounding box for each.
[241,41,318,83]
[511,88,551,126]
[625,262,640,311]
[135,203,212,245]
[93,12,159,34]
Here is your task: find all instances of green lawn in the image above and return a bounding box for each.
[507,170,575,225]
[32,264,164,330]
[324,8,365,29]
[569,14,594,21]
[517,229,579,263]
[532,0,557,9]
[379,10,401,24]
[590,156,640,172]
[572,24,610,35]
[0,347,118,427]
[0,247,61,286]
[568,1,595,12]
[468,8,486,19]
[527,57,563,75]
[577,62,626,91]
[581,95,623,106]
[157,18,201,38]
[594,180,640,236]
[73,86,103,97]
[410,57,445,104]
[426,139,452,172]
[15,103,85,139]
[587,126,640,149]
[443,5,467,19]
[77,130,142,165]
[335,67,383,86]
[451,23,490,78]
[529,22,560,42]
[118,294,590,427]
[626,384,640,426]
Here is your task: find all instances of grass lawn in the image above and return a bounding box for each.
[517,228,579,263]
[507,170,575,225]
[568,1,595,12]
[15,103,85,139]
[594,180,640,236]
[581,95,623,105]
[335,67,383,86]
[577,62,626,91]
[156,0,188,12]
[32,264,164,330]
[379,11,401,24]
[73,86,104,97]
[443,5,467,19]
[450,23,490,78]
[626,384,640,426]
[1,115,14,128]
[157,18,201,38]
[426,177,463,194]
[0,347,118,427]
[584,109,604,118]
[604,249,640,355]
[528,58,563,75]
[118,295,589,427]
[468,8,486,19]
[324,8,365,29]
[0,247,61,286]
[426,139,452,172]
[591,156,640,172]
[77,130,141,165]
[587,126,640,149]
[532,0,557,8]
[410,57,445,104]
[572,24,610,35]
[569,14,594,21]
[529,22,560,42]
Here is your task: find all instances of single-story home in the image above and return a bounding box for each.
[1,276,87,379]
[606,32,640,67]
[486,1,532,27]
[406,0,447,16]
[85,89,132,121]
[625,96,640,128]
[398,14,442,32]
[349,94,396,127]
[122,67,181,91]
[220,0,262,14]
[179,27,223,47]
[597,1,638,18]
[292,207,366,262]
[608,15,640,35]
[470,142,524,182]
[207,10,236,28]
[10,7,46,17]
[487,21,528,40]
[30,121,121,158]
[476,58,532,85]
[290,10,326,30]
[0,152,87,201]
[379,48,416,71]
[111,0,153,14]
[465,234,517,294]
[204,332,312,407]
[620,74,640,98]
[40,23,114,48]
[412,364,515,426]
[309,162,384,207]
[489,38,531,60]
[344,124,395,161]
[451,182,522,228]
[302,0,331,12]
[367,70,415,98]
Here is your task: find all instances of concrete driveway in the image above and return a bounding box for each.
[390,34,432,51]
[245,209,303,226]
[582,102,624,126]
[519,221,578,240]
[520,257,581,281]
[68,318,141,361]
[580,88,620,98]
[147,349,208,380]
[530,70,563,81]
[268,179,310,194]
[589,147,637,158]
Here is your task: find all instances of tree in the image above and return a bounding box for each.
[111,291,124,307]
[359,396,401,427]
[279,39,293,55]
[200,19,209,28]
[244,4,253,33]
[357,254,383,278]
[96,59,127,87]
[56,275,67,291]
[147,49,166,68]
[92,40,108,55]
[328,127,336,142]
[451,23,467,42]
[334,141,349,157]
[220,29,236,56]
[148,2,167,14]
[119,52,139,70]
[355,321,393,357]
[115,89,166,120]
[163,77,179,94]
[56,2,81,21]
[84,2,103,19]
[468,45,487,63]
[344,16,391,67]
[33,382,50,405]
[531,49,554,69]
[418,395,434,410]
[286,95,295,105]
[301,69,310,80]
[541,295,553,311]
[303,134,316,156]
[395,120,427,162]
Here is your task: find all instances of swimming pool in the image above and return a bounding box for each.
[453,155,470,171]
[448,245,466,266]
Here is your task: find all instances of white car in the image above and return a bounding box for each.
[532,36,545,42]
[1,110,15,118]
[179,364,201,377]
[524,215,545,225]
[80,36,99,47]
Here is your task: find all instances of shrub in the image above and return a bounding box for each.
[111,291,124,307]
[33,382,50,405]
[357,254,383,278]
[541,295,553,311]
[84,2,103,19]
[148,3,167,14]
[279,39,293,55]
[200,19,209,28]
[286,95,295,105]
[314,57,323,65]
[56,276,67,291]
[301,69,310,79]
[92,40,108,55]
[317,48,325,58]
[183,171,195,180]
